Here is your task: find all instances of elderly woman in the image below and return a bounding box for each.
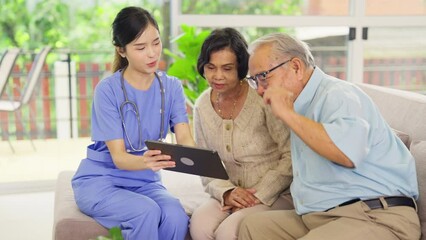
[189,27,294,240]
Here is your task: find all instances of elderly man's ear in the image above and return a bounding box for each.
[291,58,305,79]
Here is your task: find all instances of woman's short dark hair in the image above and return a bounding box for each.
[111,6,159,72]
[197,28,249,80]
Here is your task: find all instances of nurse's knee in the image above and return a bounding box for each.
[161,200,189,227]
[131,199,162,221]
[164,207,189,225]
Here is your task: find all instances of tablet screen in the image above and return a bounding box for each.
[145,140,229,180]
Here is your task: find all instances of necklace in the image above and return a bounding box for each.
[215,81,244,120]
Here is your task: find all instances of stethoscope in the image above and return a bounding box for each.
[119,69,165,152]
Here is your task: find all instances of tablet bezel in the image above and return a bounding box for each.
[145,140,229,180]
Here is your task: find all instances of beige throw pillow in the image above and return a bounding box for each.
[392,128,410,149]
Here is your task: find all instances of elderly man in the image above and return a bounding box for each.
[238,33,420,240]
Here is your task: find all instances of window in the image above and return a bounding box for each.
[172,0,426,93]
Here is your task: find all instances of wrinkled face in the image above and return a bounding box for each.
[248,44,295,96]
[203,47,240,94]
[118,23,162,74]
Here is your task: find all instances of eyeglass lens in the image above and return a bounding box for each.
[246,59,291,89]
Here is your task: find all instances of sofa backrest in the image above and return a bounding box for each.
[357,83,426,239]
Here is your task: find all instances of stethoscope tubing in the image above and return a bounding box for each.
[119,69,165,152]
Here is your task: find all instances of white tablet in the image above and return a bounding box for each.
[145,140,229,180]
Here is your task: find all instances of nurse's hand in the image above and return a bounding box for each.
[143,150,176,171]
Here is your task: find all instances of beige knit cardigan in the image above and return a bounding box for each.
[193,86,293,206]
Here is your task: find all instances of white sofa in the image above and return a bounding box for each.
[356,83,426,239]
[53,83,426,240]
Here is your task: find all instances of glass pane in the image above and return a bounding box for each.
[296,27,349,80]
[181,0,350,16]
[363,27,426,93]
[302,0,350,16]
[366,0,426,16]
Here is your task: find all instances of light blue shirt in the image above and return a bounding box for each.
[290,67,419,215]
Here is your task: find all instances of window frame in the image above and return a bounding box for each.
[170,0,426,84]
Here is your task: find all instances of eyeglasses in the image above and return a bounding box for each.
[246,59,292,89]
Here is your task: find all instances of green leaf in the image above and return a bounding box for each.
[92,226,123,240]
[109,227,124,240]
[166,25,211,105]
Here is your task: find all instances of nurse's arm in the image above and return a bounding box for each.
[106,139,175,171]
[174,122,195,147]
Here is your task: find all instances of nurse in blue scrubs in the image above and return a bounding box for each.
[71,6,195,240]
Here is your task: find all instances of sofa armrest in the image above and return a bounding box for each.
[53,171,108,240]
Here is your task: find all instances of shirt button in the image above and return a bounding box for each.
[225,124,231,131]
[226,145,231,152]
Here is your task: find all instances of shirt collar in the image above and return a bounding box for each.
[294,67,324,115]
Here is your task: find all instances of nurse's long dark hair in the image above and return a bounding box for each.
[111,6,160,72]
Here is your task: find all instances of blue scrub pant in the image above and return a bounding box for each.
[73,178,189,240]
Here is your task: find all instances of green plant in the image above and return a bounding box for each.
[0,0,69,49]
[164,25,211,104]
[94,227,123,240]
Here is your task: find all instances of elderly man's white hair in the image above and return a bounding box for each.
[248,33,315,68]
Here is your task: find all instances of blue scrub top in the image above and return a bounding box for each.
[73,70,189,186]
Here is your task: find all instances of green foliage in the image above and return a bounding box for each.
[181,0,301,15]
[0,0,30,47]
[180,0,301,43]
[0,0,69,49]
[164,25,211,104]
[94,227,123,240]
[0,0,162,52]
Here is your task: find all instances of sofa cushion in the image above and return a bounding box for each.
[356,83,426,239]
[392,128,411,149]
[53,171,108,240]
[160,170,210,215]
[357,83,426,144]
[410,140,426,237]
